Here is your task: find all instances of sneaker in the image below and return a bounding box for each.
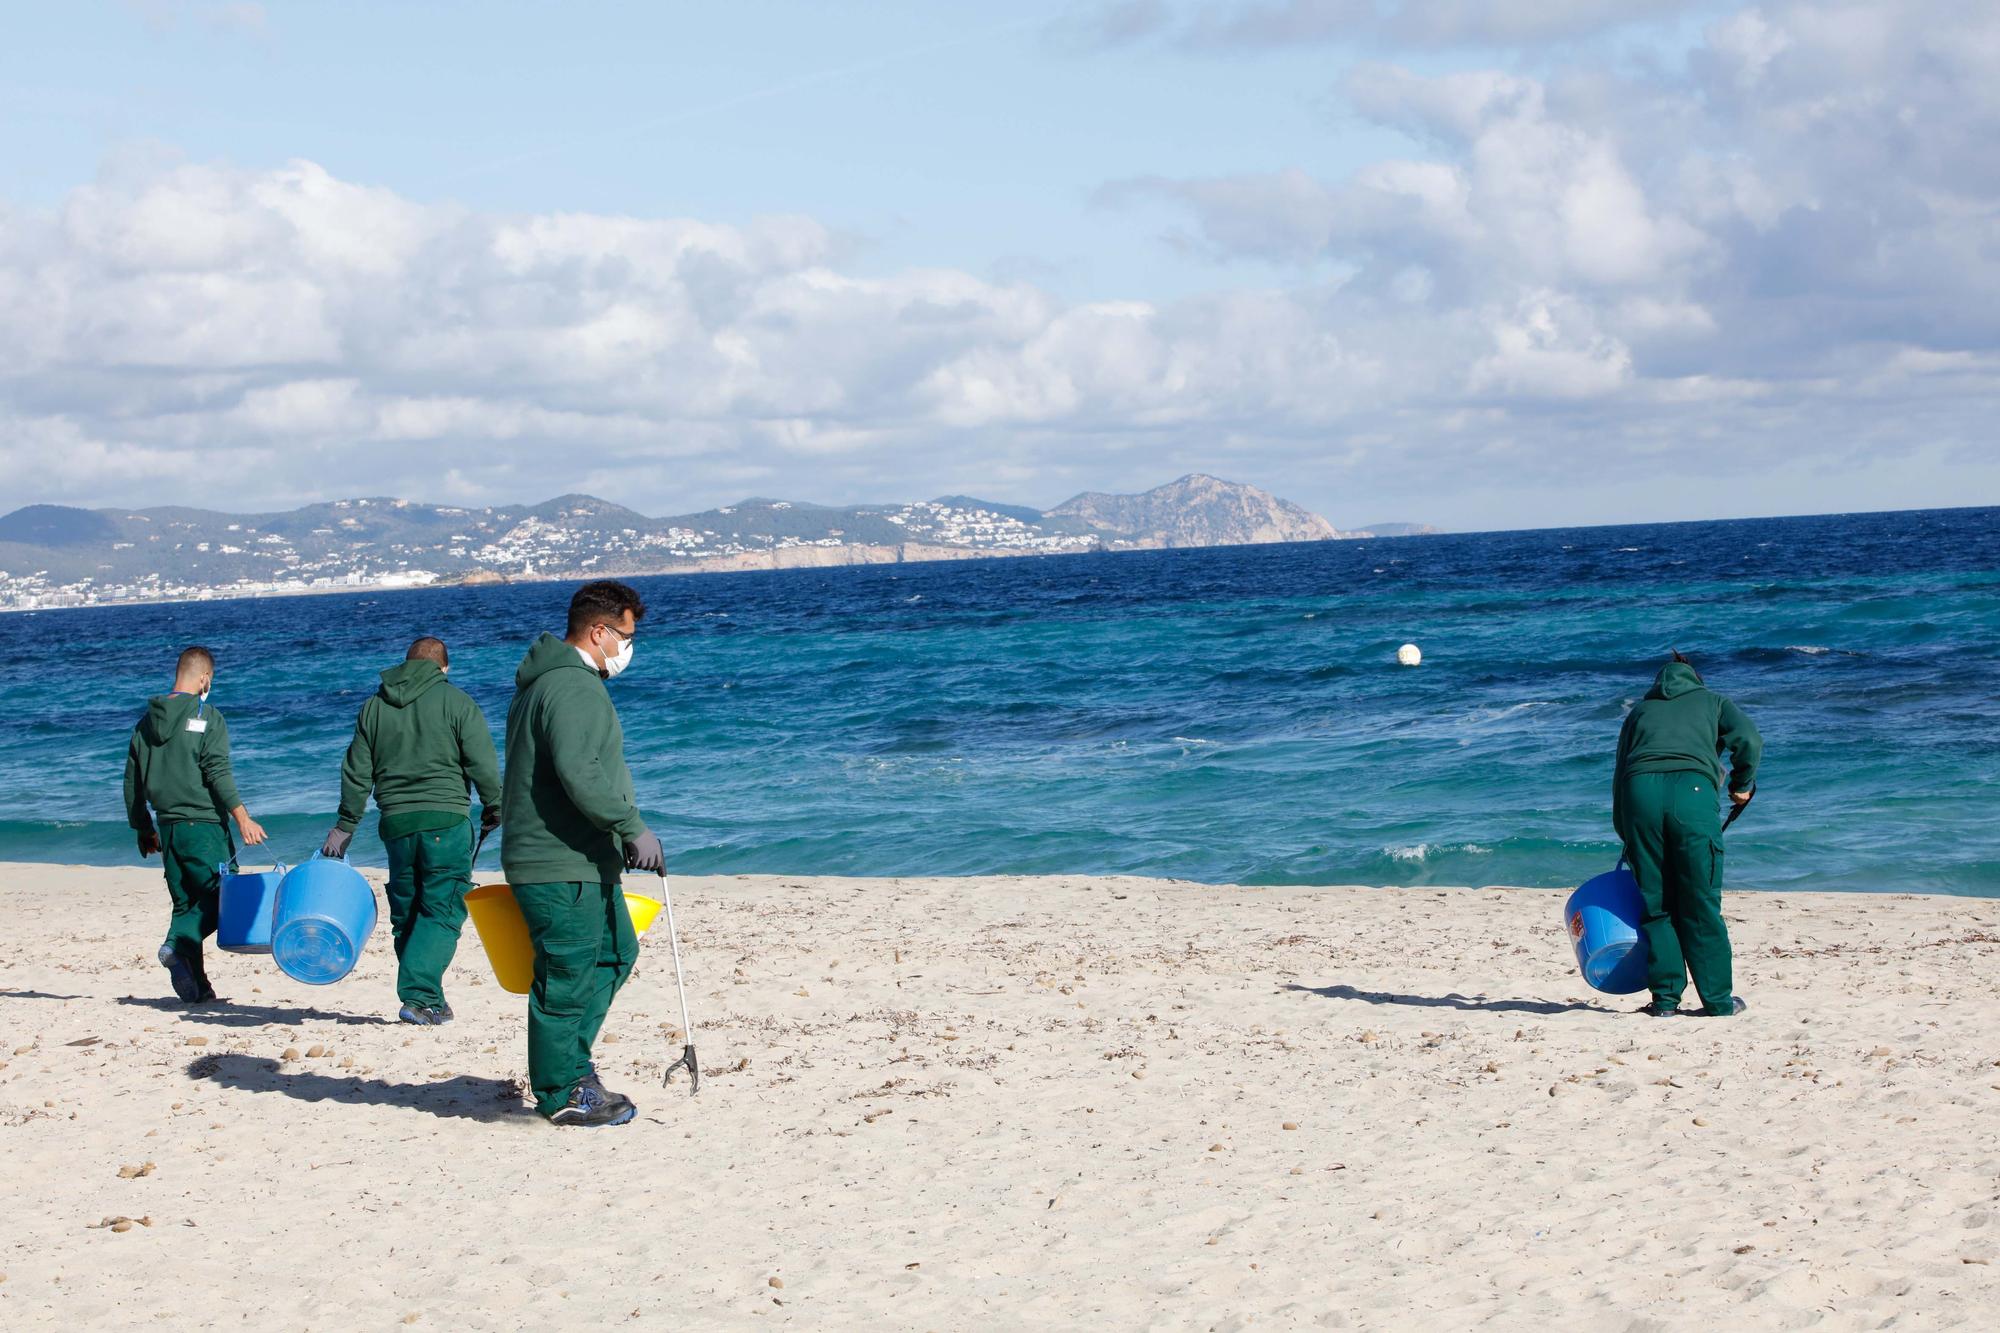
[158,944,200,1003]
[579,1066,633,1113]
[429,1003,454,1025]
[398,1004,438,1026]
[194,982,219,1004]
[1700,997,1748,1017]
[1636,1001,1681,1017]
[549,1082,637,1128]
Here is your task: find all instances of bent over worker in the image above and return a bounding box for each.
[320,637,501,1026]
[501,580,665,1128]
[1613,652,1762,1018]
[124,645,269,1003]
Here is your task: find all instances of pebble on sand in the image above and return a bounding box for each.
[767,1277,784,1289]
[116,1162,156,1179]
[183,1037,207,1047]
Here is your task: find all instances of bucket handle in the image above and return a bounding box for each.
[219,860,291,878]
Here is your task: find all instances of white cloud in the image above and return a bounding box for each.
[4,1,2000,527]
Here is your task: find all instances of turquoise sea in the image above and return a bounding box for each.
[3,506,1995,894]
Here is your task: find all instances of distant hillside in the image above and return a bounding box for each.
[1048,474,1342,546]
[0,476,1419,610]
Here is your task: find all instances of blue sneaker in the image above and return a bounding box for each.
[398,1004,438,1026]
[158,944,200,1003]
[549,1081,636,1127]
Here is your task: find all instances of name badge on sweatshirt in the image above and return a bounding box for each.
[185,718,208,733]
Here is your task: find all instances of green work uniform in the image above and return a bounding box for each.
[124,693,242,987]
[502,634,649,1116]
[335,658,501,1010]
[514,881,638,1115]
[1613,663,1763,1014]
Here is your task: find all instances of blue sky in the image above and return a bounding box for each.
[1,0,1994,529]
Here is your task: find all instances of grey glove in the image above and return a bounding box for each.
[624,830,665,874]
[320,827,353,860]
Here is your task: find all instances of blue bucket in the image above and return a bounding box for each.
[1563,859,1650,994]
[216,861,287,954]
[272,855,377,985]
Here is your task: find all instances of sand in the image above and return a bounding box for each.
[1,863,1996,1330]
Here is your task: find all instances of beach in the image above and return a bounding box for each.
[2,864,1996,1329]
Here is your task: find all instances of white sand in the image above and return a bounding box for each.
[1,863,1996,1329]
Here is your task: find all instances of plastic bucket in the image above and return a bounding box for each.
[466,883,664,995]
[216,861,287,954]
[1562,861,1650,994]
[272,855,378,985]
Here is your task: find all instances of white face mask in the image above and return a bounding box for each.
[601,629,635,679]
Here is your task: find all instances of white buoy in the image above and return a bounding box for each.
[1397,643,1422,667]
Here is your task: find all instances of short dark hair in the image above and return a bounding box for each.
[176,645,215,677]
[567,580,647,637]
[407,636,449,667]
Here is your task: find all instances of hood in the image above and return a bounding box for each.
[141,693,201,745]
[378,658,447,708]
[1647,661,1706,700]
[516,631,599,689]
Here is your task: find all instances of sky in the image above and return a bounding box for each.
[1,0,1996,532]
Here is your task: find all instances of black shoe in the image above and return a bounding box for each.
[430,1003,454,1024]
[194,982,219,1004]
[579,1065,633,1113]
[398,1004,438,1026]
[1700,997,1748,1017]
[158,944,200,1003]
[1636,1001,1681,1017]
[549,1082,636,1128]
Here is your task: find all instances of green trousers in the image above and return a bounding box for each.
[1615,769,1732,1013]
[159,820,228,987]
[382,821,474,1010]
[514,881,637,1116]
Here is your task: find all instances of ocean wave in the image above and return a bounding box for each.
[1385,842,1495,863]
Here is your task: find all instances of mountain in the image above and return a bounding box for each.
[1048,474,1342,546]
[0,476,1410,610]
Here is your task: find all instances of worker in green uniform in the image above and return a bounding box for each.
[124,645,270,1003]
[501,580,664,1128]
[1613,652,1763,1018]
[319,636,502,1026]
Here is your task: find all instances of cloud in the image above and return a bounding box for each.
[1061,0,1700,51]
[5,1,2000,526]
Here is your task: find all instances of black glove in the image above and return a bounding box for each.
[320,827,353,860]
[479,804,502,835]
[624,830,665,874]
[137,828,160,858]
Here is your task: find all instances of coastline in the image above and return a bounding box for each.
[4,864,1995,1326]
[0,538,1124,615]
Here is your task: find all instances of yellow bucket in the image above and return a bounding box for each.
[465,884,665,995]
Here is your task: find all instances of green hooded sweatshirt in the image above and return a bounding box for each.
[336,658,502,840]
[124,694,242,831]
[500,632,648,885]
[1613,662,1763,820]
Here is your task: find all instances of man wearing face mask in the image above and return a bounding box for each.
[319,636,502,1026]
[123,645,270,1003]
[500,580,664,1127]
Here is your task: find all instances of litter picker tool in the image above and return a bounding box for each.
[471,826,491,869]
[1721,783,1756,834]
[657,870,699,1094]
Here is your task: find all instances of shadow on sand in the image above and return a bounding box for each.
[1283,983,1612,1015]
[0,989,86,1001]
[118,995,391,1028]
[190,1053,533,1123]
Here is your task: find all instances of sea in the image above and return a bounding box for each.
[2,506,1995,895]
